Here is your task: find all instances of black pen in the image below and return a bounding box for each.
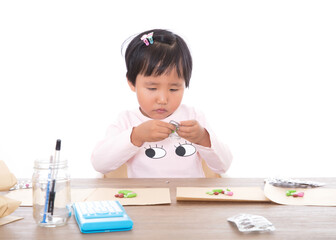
[48,139,61,216]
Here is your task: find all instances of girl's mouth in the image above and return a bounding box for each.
[155,108,167,114]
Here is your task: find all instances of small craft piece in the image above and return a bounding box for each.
[0,160,17,191]
[169,120,180,139]
[286,190,304,197]
[228,214,275,233]
[206,188,233,196]
[265,177,325,188]
[115,190,137,198]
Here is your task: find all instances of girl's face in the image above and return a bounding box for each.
[128,68,185,119]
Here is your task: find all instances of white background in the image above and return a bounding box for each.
[1,1,335,178]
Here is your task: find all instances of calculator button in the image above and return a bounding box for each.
[76,201,125,219]
[95,207,109,215]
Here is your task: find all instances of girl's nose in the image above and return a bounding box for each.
[157,91,168,105]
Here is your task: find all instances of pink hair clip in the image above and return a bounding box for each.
[140,32,154,46]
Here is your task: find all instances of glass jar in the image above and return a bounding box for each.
[32,158,71,227]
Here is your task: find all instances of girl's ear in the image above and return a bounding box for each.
[127,79,136,92]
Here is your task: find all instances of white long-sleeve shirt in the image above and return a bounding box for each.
[91,104,232,178]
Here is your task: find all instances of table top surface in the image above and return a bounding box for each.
[1,178,335,240]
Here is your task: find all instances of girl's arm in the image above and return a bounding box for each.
[196,128,233,175]
[178,107,233,174]
[91,126,140,174]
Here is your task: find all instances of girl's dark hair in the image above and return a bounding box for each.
[124,29,192,87]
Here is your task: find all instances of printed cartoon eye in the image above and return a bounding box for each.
[145,145,166,159]
[175,143,196,157]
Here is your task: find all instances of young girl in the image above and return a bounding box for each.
[91,29,232,178]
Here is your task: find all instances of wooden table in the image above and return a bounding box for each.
[1,178,335,240]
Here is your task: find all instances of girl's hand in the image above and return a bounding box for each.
[177,120,211,147]
[131,120,176,147]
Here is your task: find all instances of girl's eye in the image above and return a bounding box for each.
[147,88,156,91]
[170,89,178,92]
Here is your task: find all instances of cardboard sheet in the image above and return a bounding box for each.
[0,195,21,218]
[176,187,270,202]
[0,160,17,191]
[86,188,171,205]
[0,215,23,226]
[264,182,336,206]
[5,188,171,206]
[72,188,97,202]
[5,189,33,206]
[5,188,97,206]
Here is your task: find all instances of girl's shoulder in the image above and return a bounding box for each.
[117,108,146,122]
[110,108,146,130]
[177,104,196,113]
[175,104,206,120]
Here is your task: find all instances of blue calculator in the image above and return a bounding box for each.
[73,201,133,233]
